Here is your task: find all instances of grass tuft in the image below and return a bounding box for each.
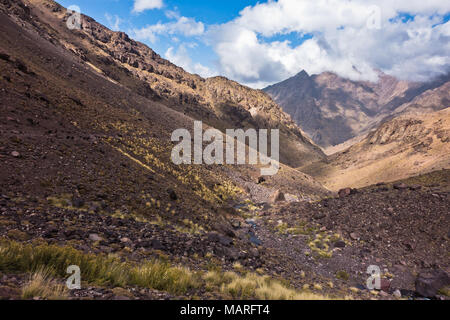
[21,268,68,300]
[1,241,337,299]
[129,260,198,295]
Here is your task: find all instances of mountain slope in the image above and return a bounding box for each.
[301,108,450,190]
[0,0,330,223]
[264,70,450,147]
[22,0,324,168]
[0,0,344,302]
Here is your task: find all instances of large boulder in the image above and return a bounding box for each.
[393,183,408,190]
[338,188,357,198]
[269,190,285,203]
[415,269,450,297]
[207,232,233,247]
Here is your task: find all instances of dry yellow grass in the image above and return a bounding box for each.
[215,272,331,300]
[22,269,68,300]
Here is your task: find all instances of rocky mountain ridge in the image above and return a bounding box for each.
[20,0,323,168]
[264,70,450,147]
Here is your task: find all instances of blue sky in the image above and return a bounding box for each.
[57,0,450,88]
[58,0,258,80]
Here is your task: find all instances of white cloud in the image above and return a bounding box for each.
[132,0,163,13]
[207,0,450,87]
[165,45,216,78]
[105,13,122,31]
[133,16,204,43]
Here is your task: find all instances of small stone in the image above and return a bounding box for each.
[249,248,259,258]
[245,219,257,228]
[393,289,402,298]
[249,235,262,246]
[380,278,391,292]
[11,151,20,158]
[150,239,164,250]
[338,188,351,198]
[379,290,389,297]
[231,220,241,229]
[89,233,102,242]
[269,190,285,203]
[72,197,85,208]
[313,213,326,220]
[120,237,131,244]
[334,240,346,248]
[350,232,360,240]
[167,189,177,200]
[393,183,408,190]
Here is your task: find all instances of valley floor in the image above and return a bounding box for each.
[1,171,449,300]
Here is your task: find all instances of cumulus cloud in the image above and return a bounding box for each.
[105,13,122,31]
[207,0,450,87]
[133,16,205,43]
[165,45,216,78]
[132,0,163,13]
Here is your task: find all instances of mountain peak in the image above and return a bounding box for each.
[264,68,449,147]
[294,70,309,79]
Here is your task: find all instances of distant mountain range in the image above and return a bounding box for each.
[264,70,450,148]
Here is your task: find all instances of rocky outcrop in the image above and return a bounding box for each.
[264,70,450,148]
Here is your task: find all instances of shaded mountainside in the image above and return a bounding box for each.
[0,0,329,231]
[264,70,450,147]
[301,108,450,191]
